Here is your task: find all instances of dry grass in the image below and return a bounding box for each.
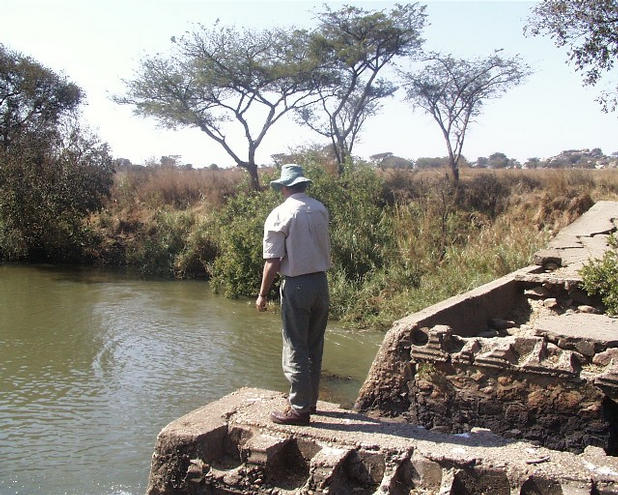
[335,167,618,329]
[89,164,618,328]
[110,166,245,210]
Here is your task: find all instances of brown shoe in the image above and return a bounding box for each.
[270,405,310,426]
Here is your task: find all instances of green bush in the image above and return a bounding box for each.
[208,161,394,301]
[174,216,220,279]
[309,161,394,281]
[0,135,113,262]
[581,234,618,315]
[125,209,194,277]
[209,186,280,297]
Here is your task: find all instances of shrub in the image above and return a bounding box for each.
[173,215,220,279]
[309,161,394,282]
[125,209,194,277]
[208,161,394,300]
[580,234,618,315]
[0,131,113,262]
[457,172,509,218]
[209,186,280,297]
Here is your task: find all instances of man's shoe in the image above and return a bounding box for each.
[310,405,317,414]
[270,406,310,426]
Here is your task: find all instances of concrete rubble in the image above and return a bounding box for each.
[356,202,618,457]
[146,388,618,495]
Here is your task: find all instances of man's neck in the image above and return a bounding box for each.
[282,188,306,200]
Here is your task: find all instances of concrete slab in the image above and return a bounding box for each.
[146,387,618,495]
[550,201,618,243]
[533,201,617,280]
[534,314,618,346]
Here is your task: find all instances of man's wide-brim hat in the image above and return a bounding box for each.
[270,164,312,190]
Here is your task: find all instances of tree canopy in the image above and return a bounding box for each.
[525,0,618,112]
[0,45,113,261]
[298,3,426,171]
[401,51,530,184]
[116,23,321,189]
[0,44,82,150]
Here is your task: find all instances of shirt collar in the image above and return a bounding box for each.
[287,192,307,200]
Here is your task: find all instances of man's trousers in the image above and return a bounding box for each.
[280,271,329,413]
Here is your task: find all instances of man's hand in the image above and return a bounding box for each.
[256,295,268,312]
[256,258,280,312]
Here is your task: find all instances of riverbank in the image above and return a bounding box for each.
[87,164,618,330]
[4,157,618,330]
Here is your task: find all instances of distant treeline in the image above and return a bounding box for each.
[115,146,618,174]
[369,148,618,171]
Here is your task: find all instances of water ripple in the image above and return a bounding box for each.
[0,265,384,495]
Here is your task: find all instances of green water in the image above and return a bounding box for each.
[0,264,384,495]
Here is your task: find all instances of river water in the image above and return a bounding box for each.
[0,264,384,495]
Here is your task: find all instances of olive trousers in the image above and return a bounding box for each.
[280,271,329,413]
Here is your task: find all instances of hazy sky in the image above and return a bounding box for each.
[3,0,617,167]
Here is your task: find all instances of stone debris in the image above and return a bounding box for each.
[146,388,618,495]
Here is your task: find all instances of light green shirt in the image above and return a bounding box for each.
[263,193,331,277]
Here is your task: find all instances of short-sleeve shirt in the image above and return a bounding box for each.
[263,193,331,277]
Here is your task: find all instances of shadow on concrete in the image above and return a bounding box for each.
[309,410,518,450]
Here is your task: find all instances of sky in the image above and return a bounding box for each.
[2,0,617,167]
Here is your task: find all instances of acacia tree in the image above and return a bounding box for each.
[297,3,426,172]
[401,51,530,185]
[525,0,618,112]
[116,24,322,190]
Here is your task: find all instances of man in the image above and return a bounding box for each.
[256,164,331,426]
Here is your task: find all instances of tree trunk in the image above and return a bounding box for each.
[239,162,260,190]
[335,138,349,175]
[448,155,460,187]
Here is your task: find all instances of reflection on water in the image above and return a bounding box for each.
[0,264,383,495]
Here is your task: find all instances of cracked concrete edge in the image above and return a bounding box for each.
[146,388,618,494]
[538,201,618,271]
[356,201,618,417]
[355,266,537,412]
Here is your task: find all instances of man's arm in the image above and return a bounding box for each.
[256,258,281,312]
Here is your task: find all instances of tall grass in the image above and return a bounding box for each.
[112,165,245,210]
[88,163,618,330]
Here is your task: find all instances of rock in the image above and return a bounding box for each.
[583,445,607,458]
[488,318,517,330]
[578,305,599,314]
[543,298,559,308]
[593,349,618,367]
[569,288,595,306]
[533,249,562,268]
[477,329,500,338]
[525,286,551,298]
[574,340,595,357]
